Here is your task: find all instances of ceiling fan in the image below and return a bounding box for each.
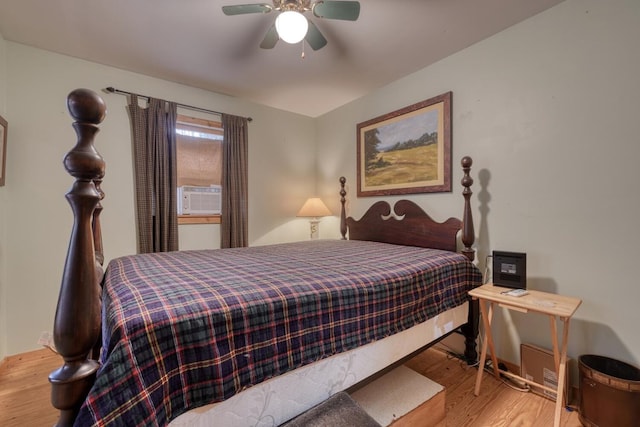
[222,0,360,51]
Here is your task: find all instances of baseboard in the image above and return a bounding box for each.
[499,358,519,375]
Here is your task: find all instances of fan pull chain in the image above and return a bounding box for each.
[301,40,305,59]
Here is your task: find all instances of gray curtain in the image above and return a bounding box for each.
[128,95,179,253]
[221,114,249,248]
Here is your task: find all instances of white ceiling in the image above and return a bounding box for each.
[0,0,565,117]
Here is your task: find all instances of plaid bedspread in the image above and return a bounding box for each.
[75,240,481,426]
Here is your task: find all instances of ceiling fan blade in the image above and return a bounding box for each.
[222,4,273,15]
[312,1,360,21]
[260,24,279,49]
[305,21,327,51]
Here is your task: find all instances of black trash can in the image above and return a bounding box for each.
[578,354,640,427]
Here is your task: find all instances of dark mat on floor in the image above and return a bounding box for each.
[280,392,381,427]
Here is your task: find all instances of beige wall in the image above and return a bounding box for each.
[2,0,640,370]
[317,0,640,367]
[1,43,316,356]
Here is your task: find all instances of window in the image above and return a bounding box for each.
[176,115,223,224]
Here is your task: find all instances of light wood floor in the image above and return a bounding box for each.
[0,349,60,427]
[0,347,582,426]
[405,347,582,427]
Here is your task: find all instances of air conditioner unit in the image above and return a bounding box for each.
[177,185,222,215]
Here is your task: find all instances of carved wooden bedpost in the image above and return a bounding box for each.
[339,176,347,239]
[49,89,106,427]
[459,156,479,364]
[460,156,475,262]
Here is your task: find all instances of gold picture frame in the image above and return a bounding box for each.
[0,114,6,186]
[357,92,451,197]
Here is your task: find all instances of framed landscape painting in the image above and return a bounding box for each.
[356,92,451,197]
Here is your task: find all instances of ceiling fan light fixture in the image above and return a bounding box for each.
[275,11,309,44]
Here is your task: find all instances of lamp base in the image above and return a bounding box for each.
[309,218,320,240]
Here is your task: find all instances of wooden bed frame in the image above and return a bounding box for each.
[48,89,478,426]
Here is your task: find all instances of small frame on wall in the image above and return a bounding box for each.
[0,114,6,186]
[356,91,452,197]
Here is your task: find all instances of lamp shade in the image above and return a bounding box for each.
[297,197,332,217]
[275,11,309,44]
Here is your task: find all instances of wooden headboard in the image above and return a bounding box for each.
[338,156,476,261]
[337,158,479,373]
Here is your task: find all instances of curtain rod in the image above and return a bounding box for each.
[103,86,252,122]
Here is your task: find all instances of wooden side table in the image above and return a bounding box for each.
[468,284,582,427]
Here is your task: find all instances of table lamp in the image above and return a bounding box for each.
[297,197,332,239]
